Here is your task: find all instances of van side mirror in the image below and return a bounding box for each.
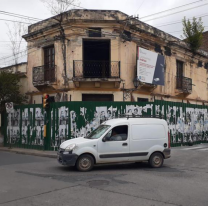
[102,137,106,142]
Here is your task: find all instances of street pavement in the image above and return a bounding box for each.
[0,144,208,206]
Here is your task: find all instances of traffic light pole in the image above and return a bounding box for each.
[43,110,47,150]
[42,94,55,150]
[9,112,11,149]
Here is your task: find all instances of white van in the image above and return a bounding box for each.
[57,118,171,171]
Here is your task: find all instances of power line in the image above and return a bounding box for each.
[0,48,28,61]
[0,41,25,42]
[0,49,33,65]
[0,18,32,24]
[0,13,38,22]
[134,0,146,15]
[154,13,208,27]
[0,11,42,21]
[0,3,87,26]
[140,0,207,19]
[143,2,208,22]
[167,26,208,34]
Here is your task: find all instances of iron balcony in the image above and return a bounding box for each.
[33,65,56,86]
[176,76,192,93]
[73,60,120,79]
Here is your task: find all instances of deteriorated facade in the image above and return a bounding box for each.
[23,10,208,104]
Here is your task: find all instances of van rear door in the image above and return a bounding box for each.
[129,124,166,161]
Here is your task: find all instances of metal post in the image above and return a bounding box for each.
[175,114,177,144]
[182,116,184,146]
[9,112,11,149]
[43,110,47,150]
[118,61,120,78]
[73,60,75,78]
[123,83,125,102]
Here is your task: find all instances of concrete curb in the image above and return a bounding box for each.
[0,147,57,158]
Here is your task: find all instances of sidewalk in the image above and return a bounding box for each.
[0,147,57,158]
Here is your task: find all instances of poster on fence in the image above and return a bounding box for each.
[137,47,165,86]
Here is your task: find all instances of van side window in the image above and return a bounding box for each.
[105,125,128,141]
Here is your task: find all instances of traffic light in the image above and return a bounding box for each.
[42,94,55,109]
[43,93,49,109]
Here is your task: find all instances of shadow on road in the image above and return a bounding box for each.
[54,162,176,173]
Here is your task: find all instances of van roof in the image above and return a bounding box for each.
[103,118,167,126]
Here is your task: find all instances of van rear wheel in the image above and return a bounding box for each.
[76,154,94,172]
[149,152,164,168]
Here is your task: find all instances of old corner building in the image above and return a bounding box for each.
[22,9,208,104]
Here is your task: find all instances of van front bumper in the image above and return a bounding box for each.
[163,148,171,159]
[57,150,78,166]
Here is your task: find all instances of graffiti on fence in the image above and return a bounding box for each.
[5,101,208,150]
[156,104,208,144]
[50,106,69,148]
[8,109,20,144]
[7,107,44,146]
[34,108,44,145]
[55,104,153,143]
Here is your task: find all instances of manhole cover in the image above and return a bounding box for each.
[88,180,109,187]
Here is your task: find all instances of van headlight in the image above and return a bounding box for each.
[64,144,76,152]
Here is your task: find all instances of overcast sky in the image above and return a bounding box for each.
[0,0,208,67]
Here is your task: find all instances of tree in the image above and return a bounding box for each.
[0,71,27,113]
[182,17,204,53]
[41,0,80,15]
[6,22,27,69]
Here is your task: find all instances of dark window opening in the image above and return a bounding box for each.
[155,44,163,55]
[121,30,132,41]
[44,45,55,82]
[138,98,148,102]
[164,46,172,56]
[198,61,203,67]
[105,125,128,141]
[176,60,184,89]
[88,28,101,37]
[83,39,110,78]
[82,94,114,102]
[205,62,208,69]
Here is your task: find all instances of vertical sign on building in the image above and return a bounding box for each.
[137,47,165,86]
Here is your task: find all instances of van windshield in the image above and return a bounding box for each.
[85,125,111,139]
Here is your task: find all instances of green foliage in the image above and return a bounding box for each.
[0,71,27,113]
[182,17,204,53]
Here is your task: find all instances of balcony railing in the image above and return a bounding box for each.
[33,65,56,86]
[176,76,192,93]
[73,60,120,79]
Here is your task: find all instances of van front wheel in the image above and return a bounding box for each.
[148,152,164,168]
[76,154,94,172]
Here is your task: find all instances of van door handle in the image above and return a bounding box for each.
[122,143,128,146]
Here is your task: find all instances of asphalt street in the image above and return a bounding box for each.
[0,144,208,206]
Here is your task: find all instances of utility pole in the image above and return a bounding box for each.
[60,26,67,87]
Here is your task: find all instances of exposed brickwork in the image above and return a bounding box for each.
[200,31,208,52]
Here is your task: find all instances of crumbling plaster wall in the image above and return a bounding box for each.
[24,10,208,103]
